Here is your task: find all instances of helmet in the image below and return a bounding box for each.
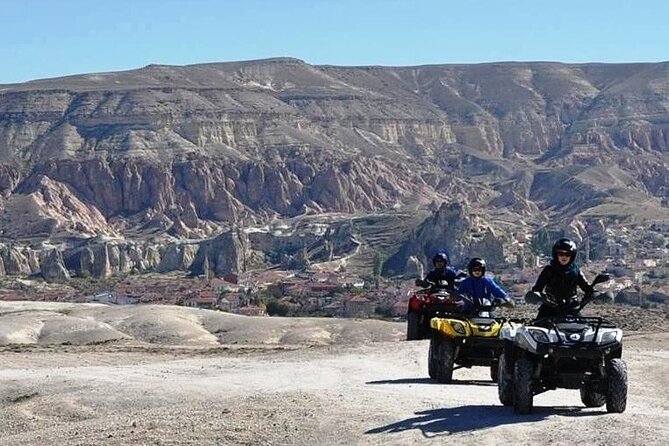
[467,257,486,276]
[432,251,449,266]
[552,238,577,262]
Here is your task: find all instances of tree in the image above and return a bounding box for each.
[373,252,384,289]
[203,254,211,279]
[530,227,552,257]
[266,299,290,316]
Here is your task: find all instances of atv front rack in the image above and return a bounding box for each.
[532,316,617,348]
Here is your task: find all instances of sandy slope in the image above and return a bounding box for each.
[0,302,666,445]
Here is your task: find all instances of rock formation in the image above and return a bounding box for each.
[0,58,668,277]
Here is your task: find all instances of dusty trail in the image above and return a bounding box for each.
[0,333,666,445]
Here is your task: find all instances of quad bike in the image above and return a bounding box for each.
[500,273,627,414]
[427,293,523,383]
[406,278,462,341]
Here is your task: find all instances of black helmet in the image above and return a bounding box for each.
[552,238,577,262]
[432,251,449,266]
[467,257,486,276]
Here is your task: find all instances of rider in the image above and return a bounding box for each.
[527,238,594,319]
[457,257,512,313]
[420,251,458,290]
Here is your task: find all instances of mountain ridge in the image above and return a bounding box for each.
[1,58,668,279]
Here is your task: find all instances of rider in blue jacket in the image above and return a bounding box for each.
[457,258,512,312]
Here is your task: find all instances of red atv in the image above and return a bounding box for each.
[407,279,462,340]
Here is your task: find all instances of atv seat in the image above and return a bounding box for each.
[555,322,590,333]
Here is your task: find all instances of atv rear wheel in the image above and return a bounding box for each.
[606,358,628,413]
[513,358,534,414]
[428,335,441,379]
[406,312,420,341]
[580,387,606,408]
[497,353,513,406]
[436,339,455,383]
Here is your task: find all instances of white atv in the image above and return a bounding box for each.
[499,273,627,414]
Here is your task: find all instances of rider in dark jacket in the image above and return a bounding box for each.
[422,251,458,290]
[528,238,593,319]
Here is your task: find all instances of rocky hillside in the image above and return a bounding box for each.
[1,58,668,279]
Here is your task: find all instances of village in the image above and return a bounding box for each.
[70,248,669,319]
[0,221,667,317]
[84,269,411,319]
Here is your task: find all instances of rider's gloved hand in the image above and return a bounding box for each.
[415,278,428,288]
[524,291,542,304]
[565,298,581,311]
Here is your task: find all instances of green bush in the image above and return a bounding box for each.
[266,299,290,316]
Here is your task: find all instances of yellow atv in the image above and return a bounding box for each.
[428,295,523,383]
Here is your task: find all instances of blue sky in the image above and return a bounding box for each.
[2,0,668,84]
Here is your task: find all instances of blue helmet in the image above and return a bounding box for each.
[432,251,449,266]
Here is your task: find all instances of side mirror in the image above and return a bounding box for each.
[591,273,610,286]
[592,290,615,304]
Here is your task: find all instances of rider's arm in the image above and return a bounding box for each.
[486,277,514,307]
[424,270,436,283]
[531,266,551,293]
[486,277,508,300]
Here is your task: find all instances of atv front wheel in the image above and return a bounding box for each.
[606,358,628,413]
[497,353,513,406]
[436,339,455,383]
[428,335,441,379]
[580,387,606,408]
[513,358,534,414]
[406,312,420,341]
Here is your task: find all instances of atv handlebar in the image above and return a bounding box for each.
[525,273,612,311]
[458,293,514,310]
[415,280,513,310]
[415,278,454,290]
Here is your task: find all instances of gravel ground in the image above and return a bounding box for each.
[0,301,666,445]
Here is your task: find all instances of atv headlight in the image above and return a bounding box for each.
[528,328,550,343]
[450,321,467,335]
[600,330,621,344]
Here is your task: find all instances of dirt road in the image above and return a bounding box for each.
[0,331,666,445]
